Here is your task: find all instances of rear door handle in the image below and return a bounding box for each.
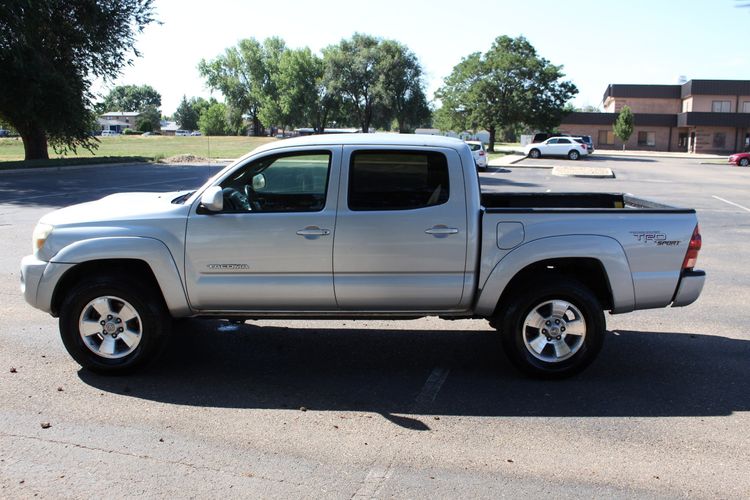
[296,226,331,237]
[425,225,459,236]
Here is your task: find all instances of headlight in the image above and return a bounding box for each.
[32,223,54,254]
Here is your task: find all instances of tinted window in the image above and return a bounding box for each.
[467,143,482,151]
[558,138,571,144]
[546,138,558,144]
[349,150,449,211]
[219,151,330,212]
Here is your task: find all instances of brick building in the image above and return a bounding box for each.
[560,80,750,154]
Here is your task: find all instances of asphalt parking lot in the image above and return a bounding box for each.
[1,156,748,498]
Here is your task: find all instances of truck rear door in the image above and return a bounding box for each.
[333,146,468,310]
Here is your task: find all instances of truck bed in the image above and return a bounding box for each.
[481,192,694,213]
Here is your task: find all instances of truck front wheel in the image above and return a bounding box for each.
[59,275,171,374]
[497,280,605,378]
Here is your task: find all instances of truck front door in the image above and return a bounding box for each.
[184,147,340,311]
[333,147,468,310]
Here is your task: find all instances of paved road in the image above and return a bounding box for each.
[0,158,748,498]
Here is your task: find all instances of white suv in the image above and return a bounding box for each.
[525,137,588,160]
[465,140,488,171]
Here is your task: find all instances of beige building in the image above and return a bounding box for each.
[560,80,750,154]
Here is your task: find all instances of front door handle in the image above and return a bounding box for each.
[296,226,331,237]
[425,225,459,236]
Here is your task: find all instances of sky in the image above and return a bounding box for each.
[100,0,750,115]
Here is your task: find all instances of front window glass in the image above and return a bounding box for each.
[219,151,331,212]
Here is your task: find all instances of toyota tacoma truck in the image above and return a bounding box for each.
[20,134,705,378]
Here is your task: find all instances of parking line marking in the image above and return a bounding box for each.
[712,195,750,213]
[352,367,450,498]
[413,367,450,408]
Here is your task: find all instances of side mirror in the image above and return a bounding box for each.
[200,185,223,212]
[252,173,266,190]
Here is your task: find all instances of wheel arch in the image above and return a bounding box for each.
[47,237,192,317]
[474,235,636,317]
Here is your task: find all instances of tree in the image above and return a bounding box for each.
[99,84,161,112]
[136,105,160,132]
[323,34,382,133]
[199,37,286,136]
[435,36,577,151]
[0,1,157,160]
[375,40,430,133]
[174,95,199,130]
[276,48,341,133]
[199,102,229,136]
[613,105,634,149]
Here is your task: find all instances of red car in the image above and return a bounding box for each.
[728,152,750,167]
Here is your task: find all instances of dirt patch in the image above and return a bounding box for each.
[161,154,209,164]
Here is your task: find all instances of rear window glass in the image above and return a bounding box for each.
[467,143,482,151]
[349,150,449,211]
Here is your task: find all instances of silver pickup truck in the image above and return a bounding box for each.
[20,134,705,378]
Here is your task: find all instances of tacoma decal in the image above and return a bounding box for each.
[207,264,250,270]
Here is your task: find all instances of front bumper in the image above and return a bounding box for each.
[20,255,74,314]
[20,255,48,310]
[671,270,706,307]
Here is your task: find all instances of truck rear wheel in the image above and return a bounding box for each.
[497,279,605,378]
[59,275,171,374]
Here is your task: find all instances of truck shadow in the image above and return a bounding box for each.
[78,322,750,425]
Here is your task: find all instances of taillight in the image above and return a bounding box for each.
[479,151,485,156]
[682,224,702,270]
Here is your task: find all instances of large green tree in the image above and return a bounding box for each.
[435,36,577,151]
[198,37,286,136]
[323,34,382,133]
[375,40,430,133]
[98,84,161,112]
[275,47,341,133]
[174,95,199,131]
[199,102,229,136]
[0,0,157,160]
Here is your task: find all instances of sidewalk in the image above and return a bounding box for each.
[491,144,727,160]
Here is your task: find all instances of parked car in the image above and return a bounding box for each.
[175,130,190,136]
[21,134,705,379]
[576,135,595,153]
[525,137,589,160]
[101,130,119,137]
[465,140,488,171]
[728,152,750,167]
[0,129,9,137]
[190,131,202,136]
[141,132,162,137]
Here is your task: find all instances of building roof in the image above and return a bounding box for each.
[681,80,750,98]
[100,111,141,118]
[96,118,131,127]
[603,84,682,103]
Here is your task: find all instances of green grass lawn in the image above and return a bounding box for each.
[0,135,276,163]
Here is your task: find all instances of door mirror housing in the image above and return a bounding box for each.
[252,173,266,190]
[200,186,223,212]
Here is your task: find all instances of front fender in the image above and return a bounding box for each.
[48,237,192,317]
[474,235,635,316]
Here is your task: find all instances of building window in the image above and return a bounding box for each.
[743,102,750,113]
[598,130,615,145]
[637,131,656,146]
[712,101,731,113]
[713,133,726,149]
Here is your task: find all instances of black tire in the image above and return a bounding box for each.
[59,274,171,374]
[739,158,749,167]
[497,279,605,379]
[528,149,541,159]
[568,150,580,160]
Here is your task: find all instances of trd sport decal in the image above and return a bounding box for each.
[630,231,681,246]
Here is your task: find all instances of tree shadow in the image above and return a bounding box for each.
[0,163,221,208]
[78,322,750,427]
